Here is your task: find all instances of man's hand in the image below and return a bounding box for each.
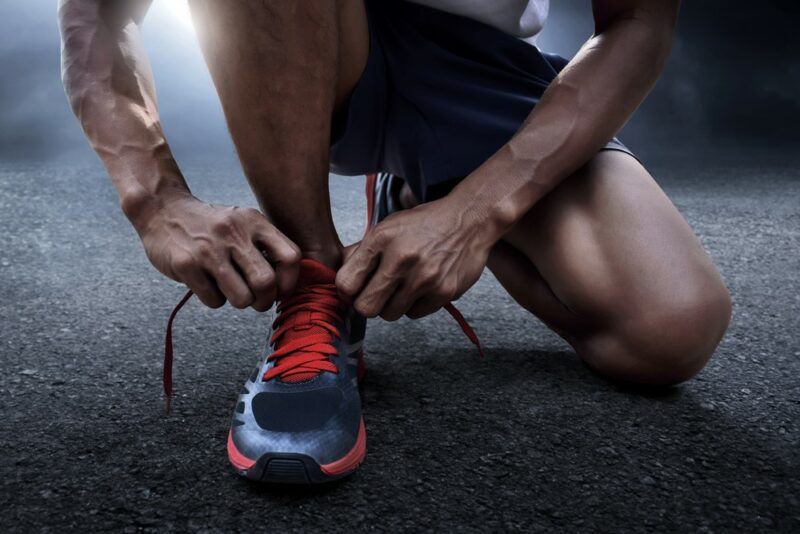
[137,195,301,311]
[336,198,495,320]
[59,1,302,312]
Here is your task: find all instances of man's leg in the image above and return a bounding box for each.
[189,0,369,268]
[488,151,732,386]
[187,1,372,484]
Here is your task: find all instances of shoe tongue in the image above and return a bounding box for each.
[296,258,337,288]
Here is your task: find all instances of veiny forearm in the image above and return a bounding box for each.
[59,0,190,230]
[449,3,679,238]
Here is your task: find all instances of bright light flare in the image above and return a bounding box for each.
[166,0,194,28]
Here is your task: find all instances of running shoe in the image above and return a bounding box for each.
[225,259,367,483]
[365,171,405,230]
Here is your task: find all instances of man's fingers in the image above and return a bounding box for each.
[182,268,226,309]
[379,285,415,322]
[341,241,361,264]
[406,275,458,319]
[231,245,276,312]
[169,252,226,308]
[253,226,301,297]
[406,295,446,320]
[381,265,439,320]
[211,263,254,309]
[336,241,380,302]
[353,265,400,318]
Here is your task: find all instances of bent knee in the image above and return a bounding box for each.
[579,284,732,386]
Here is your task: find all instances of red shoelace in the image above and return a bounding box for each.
[262,283,343,382]
[163,286,483,411]
[443,303,484,358]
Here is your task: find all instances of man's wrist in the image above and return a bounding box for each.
[448,142,550,243]
[120,183,194,235]
[447,170,523,245]
[444,185,511,248]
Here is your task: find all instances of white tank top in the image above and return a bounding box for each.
[407,0,549,38]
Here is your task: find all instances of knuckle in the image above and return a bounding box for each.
[370,226,390,244]
[282,244,302,265]
[335,274,355,295]
[419,267,438,284]
[396,253,417,269]
[212,217,232,233]
[380,267,400,282]
[195,243,214,260]
[243,207,264,220]
[171,252,195,274]
[212,265,229,279]
[212,218,240,239]
[290,244,302,262]
[251,271,275,292]
[359,241,377,258]
[354,300,376,318]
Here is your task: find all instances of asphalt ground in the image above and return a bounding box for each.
[1,159,798,532]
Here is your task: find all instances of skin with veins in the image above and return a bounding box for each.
[336,0,680,320]
[59,0,300,311]
[60,0,733,386]
[60,0,680,322]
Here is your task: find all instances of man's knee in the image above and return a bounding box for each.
[579,282,732,386]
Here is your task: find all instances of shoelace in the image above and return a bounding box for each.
[163,287,483,412]
[163,289,193,414]
[443,302,484,358]
[262,283,343,382]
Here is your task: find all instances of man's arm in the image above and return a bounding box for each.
[59,0,183,222]
[337,0,680,320]
[59,0,300,310]
[449,0,680,233]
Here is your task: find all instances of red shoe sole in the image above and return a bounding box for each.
[227,417,367,484]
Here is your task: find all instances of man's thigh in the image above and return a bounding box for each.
[498,150,728,338]
[334,0,369,114]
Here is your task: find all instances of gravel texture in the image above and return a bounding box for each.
[1,160,798,532]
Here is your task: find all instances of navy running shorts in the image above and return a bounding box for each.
[330,0,634,203]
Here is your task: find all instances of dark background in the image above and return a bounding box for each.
[1,0,799,164]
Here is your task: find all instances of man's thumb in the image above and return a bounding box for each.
[341,241,361,265]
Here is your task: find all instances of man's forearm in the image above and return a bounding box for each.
[448,2,679,239]
[59,0,190,231]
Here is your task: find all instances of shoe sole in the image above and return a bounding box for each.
[227,351,368,484]
[227,417,367,484]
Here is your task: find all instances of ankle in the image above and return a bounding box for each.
[302,246,343,269]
